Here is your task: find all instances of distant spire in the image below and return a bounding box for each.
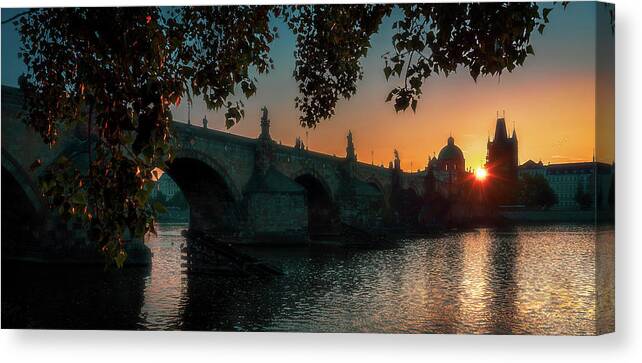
[447,135,455,145]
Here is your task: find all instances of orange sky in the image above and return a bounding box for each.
[174,63,606,172]
[168,3,614,171]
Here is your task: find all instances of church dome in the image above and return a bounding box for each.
[438,136,464,162]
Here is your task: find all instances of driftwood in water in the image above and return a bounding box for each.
[180,230,283,277]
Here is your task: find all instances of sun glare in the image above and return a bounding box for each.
[475,167,488,181]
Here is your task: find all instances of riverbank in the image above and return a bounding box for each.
[499,209,614,223]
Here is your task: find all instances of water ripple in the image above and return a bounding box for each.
[137,224,612,334]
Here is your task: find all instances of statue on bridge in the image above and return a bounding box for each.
[295,136,305,150]
[346,130,356,162]
[393,149,401,170]
[255,106,275,173]
[261,106,268,122]
[259,106,272,141]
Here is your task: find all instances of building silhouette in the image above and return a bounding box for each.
[486,115,519,204]
[425,135,469,197]
[519,160,614,210]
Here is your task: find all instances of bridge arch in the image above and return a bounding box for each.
[288,166,336,202]
[164,149,242,234]
[362,176,388,207]
[2,149,46,213]
[293,171,340,238]
[405,183,422,199]
[365,177,386,195]
[2,149,47,255]
[171,148,242,201]
[366,179,384,194]
[395,187,423,226]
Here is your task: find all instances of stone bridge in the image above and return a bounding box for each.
[1,86,426,262]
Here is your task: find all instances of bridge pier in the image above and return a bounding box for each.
[243,183,309,242]
[241,109,309,242]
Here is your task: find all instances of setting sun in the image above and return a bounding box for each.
[475,167,488,181]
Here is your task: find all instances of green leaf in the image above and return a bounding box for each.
[393,62,404,77]
[30,159,42,171]
[383,66,392,80]
[114,249,127,268]
[70,193,86,205]
[153,201,167,214]
[543,8,552,23]
[427,31,435,43]
[470,67,480,82]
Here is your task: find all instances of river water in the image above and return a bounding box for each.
[2,223,614,334]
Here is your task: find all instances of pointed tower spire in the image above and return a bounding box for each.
[494,115,508,141]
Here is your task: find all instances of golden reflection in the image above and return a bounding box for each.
[458,229,493,333]
[133,225,609,334]
[139,224,186,329]
[512,230,598,335]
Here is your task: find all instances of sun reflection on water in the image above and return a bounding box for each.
[137,224,612,334]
